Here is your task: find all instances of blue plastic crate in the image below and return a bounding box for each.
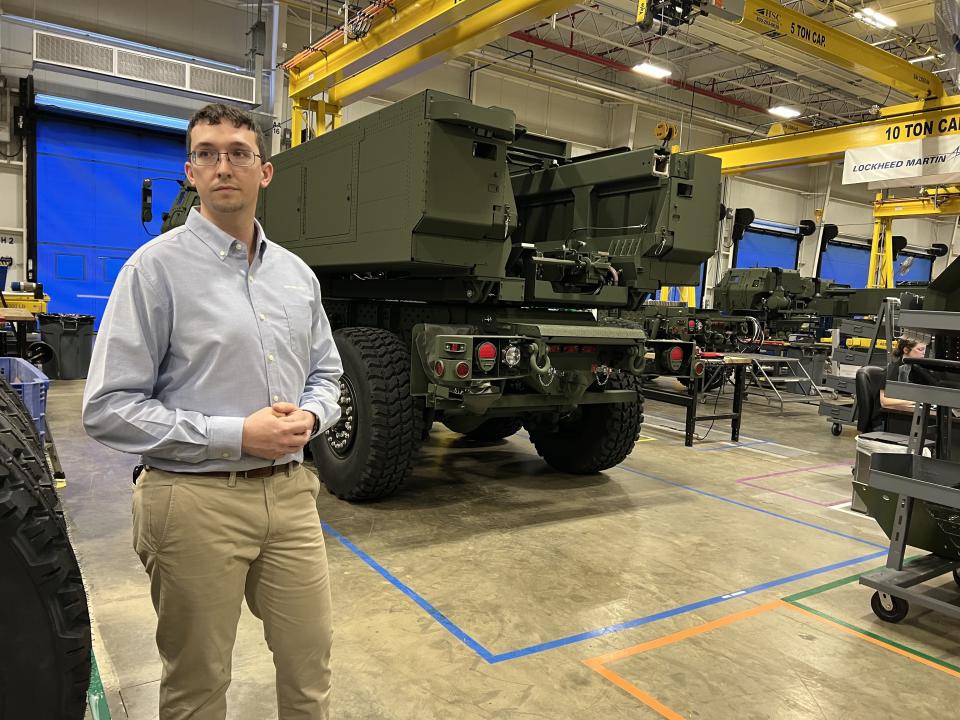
[0,357,49,444]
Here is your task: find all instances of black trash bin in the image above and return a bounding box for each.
[36,314,95,380]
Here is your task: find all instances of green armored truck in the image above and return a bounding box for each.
[158,90,721,500]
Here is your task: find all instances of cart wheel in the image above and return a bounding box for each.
[953,568,960,589]
[831,423,842,437]
[870,592,909,623]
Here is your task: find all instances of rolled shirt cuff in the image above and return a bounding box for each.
[206,415,245,460]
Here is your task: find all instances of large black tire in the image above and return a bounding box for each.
[443,416,524,442]
[309,327,422,501]
[527,374,644,474]
[0,437,91,719]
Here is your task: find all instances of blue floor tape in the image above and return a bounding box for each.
[616,465,887,550]
[321,522,497,663]
[484,550,886,663]
[322,458,888,663]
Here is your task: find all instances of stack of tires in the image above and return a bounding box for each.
[0,377,91,719]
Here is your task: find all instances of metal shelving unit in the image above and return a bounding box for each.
[858,310,960,624]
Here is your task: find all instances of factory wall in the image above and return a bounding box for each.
[0,0,253,67]
[2,3,958,296]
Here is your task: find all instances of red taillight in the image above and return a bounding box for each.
[455,361,471,378]
[662,345,684,373]
[694,361,705,377]
[434,360,445,377]
[477,342,497,361]
[580,345,596,354]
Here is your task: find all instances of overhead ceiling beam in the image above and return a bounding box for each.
[465,47,751,135]
[511,30,776,116]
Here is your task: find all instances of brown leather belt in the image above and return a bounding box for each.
[181,461,300,479]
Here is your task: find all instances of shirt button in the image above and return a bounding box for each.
[259,313,266,321]
[273,394,280,401]
[221,452,229,459]
[268,354,275,362]
[234,242,243,251]
[219,250,226,257]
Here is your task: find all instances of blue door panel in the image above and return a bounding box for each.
[820,243,870,287]
[37,115,185,327]
[735,229,799,270]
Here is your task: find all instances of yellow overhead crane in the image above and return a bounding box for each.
[282,0,571,145]
[682,0,943,101]
[698,95,960,175]
[283,0,943,147]
[867,189,960,288]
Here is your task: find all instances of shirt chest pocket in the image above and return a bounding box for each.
[283,303,313,358]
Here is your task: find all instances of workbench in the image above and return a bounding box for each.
[642,353,750,447]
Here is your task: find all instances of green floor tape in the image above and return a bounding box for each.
[786,599,960,675]
[87,648,111,720]
[782,556,960,676]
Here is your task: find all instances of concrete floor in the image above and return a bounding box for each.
[49,379,960,720]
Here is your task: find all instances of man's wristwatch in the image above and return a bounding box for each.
[310,411,320,436]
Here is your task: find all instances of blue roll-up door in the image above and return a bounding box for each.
[734,226,800,270]
[819,243,870,287]
[819,243,932,288]
[36,115,185,327]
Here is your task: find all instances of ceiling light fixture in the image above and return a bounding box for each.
[854,8,897,29]
[633,61,672,79]
[769,105,801,119]
[909,54,943,63]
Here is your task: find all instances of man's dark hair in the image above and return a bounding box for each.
[186,103,268,161]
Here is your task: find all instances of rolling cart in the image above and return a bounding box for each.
[857,310,960,623]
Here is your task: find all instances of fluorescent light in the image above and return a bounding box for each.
[769,105,801,119]
[874,11,896,26]
[910,55,937,63]
[854,8,897,28]
[934,67,957,74]
[633,62,672,79]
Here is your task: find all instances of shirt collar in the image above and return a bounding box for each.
[185,207,269,262]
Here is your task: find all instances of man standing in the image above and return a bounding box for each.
[83,103,342,719]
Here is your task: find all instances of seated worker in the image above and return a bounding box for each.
[880,337,927,413]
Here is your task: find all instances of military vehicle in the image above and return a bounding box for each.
[635,267,928,353]
[156,90,721,500]
[713,266,928,340]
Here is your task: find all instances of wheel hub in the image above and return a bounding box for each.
[325,375,357,458]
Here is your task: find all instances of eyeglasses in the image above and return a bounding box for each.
[189,148,261,167]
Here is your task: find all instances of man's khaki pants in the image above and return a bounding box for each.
[132,464,332,720]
